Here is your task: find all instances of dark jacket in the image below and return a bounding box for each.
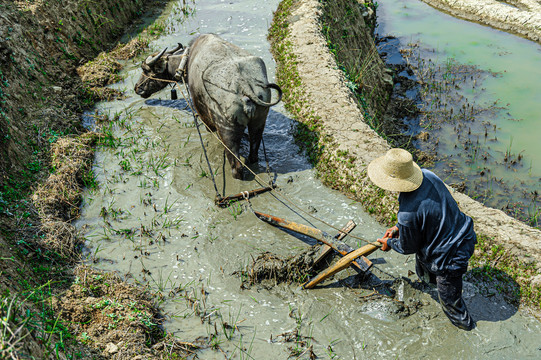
[388,169,477,274]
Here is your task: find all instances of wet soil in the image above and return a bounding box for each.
[72,0,541,358]
[2,0,541,358]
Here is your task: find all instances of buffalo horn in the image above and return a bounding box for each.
[145,47,168,66]
[167,43,184,54]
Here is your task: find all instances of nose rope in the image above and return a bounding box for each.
[139,72,178,84]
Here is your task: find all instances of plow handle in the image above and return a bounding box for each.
[303,241,382,289]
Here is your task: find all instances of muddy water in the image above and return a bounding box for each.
[377,0,541,226]
[77,0,540,358]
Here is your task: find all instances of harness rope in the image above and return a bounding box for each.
[192,100,222,199]
[139,73,222,199]
[141,70,374,246]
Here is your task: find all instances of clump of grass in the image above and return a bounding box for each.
[110,36,150,60]
[76,52,123,87]
[75,30,153,98]
[32,132,97,220]
[40,221,82,260]
[54,266,199,358]
[32,132,97,259]
[84,86,125,102]
[468,234,541,310]
[237,247,320,287]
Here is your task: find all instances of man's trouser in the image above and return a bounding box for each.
[415,260,475,331]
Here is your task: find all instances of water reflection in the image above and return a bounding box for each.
[376,0,541,226]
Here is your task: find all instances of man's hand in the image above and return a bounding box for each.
[377,237,390,251]
[383,225,399,239]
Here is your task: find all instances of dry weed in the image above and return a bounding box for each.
[77,53,123,88]
[86,87,126,102]
[54,266,198,359]
[76,37,149,91]
[39,220,82,260]
[32,133,97,259]
[111,37,150,60]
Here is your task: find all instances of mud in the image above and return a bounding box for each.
[239,247,319,287]
[55,265,199,359]
[73,0,541,358]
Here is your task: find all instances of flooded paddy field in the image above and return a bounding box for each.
[76,0,540,358]
[377,0,541,227]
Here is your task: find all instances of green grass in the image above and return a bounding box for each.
[267,0,399,226]
[468,234,540,309]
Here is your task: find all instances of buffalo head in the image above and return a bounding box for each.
[134,43,184,98]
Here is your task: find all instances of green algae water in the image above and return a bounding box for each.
[76,0,541,358]
[377,0,541,226]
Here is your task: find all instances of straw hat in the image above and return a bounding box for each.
[367,148,423,192]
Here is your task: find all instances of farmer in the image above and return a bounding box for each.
[367,148,476,331]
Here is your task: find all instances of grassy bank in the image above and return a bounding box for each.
[0,0,203,358]
[268,0,399,226]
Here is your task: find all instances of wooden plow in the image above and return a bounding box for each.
[254,211,384,289]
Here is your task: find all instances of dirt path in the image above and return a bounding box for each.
[273,0,541,268]
[420,0,541,44]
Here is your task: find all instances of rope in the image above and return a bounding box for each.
[141,70,375,246]
[182,80,222,200]
[177,81,271,188]
[174,81,374,246]
[139,72,178,84]
[140,54,222,197]
[261,137,274,184]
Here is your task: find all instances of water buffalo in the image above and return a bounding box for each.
[134,34,282,179]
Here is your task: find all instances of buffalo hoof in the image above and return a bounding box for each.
[248,155,258,164]
[232,167,243,180]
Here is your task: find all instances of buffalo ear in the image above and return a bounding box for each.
[141,63,151,72]
[153,57,168,74]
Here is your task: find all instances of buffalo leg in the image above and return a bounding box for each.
[221,128,244,179]
[248,122,265,164]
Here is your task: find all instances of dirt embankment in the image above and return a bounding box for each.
[0,0,151,176]
[0,0,196,358]
[269,0,541,299]
[420,0,541,44]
